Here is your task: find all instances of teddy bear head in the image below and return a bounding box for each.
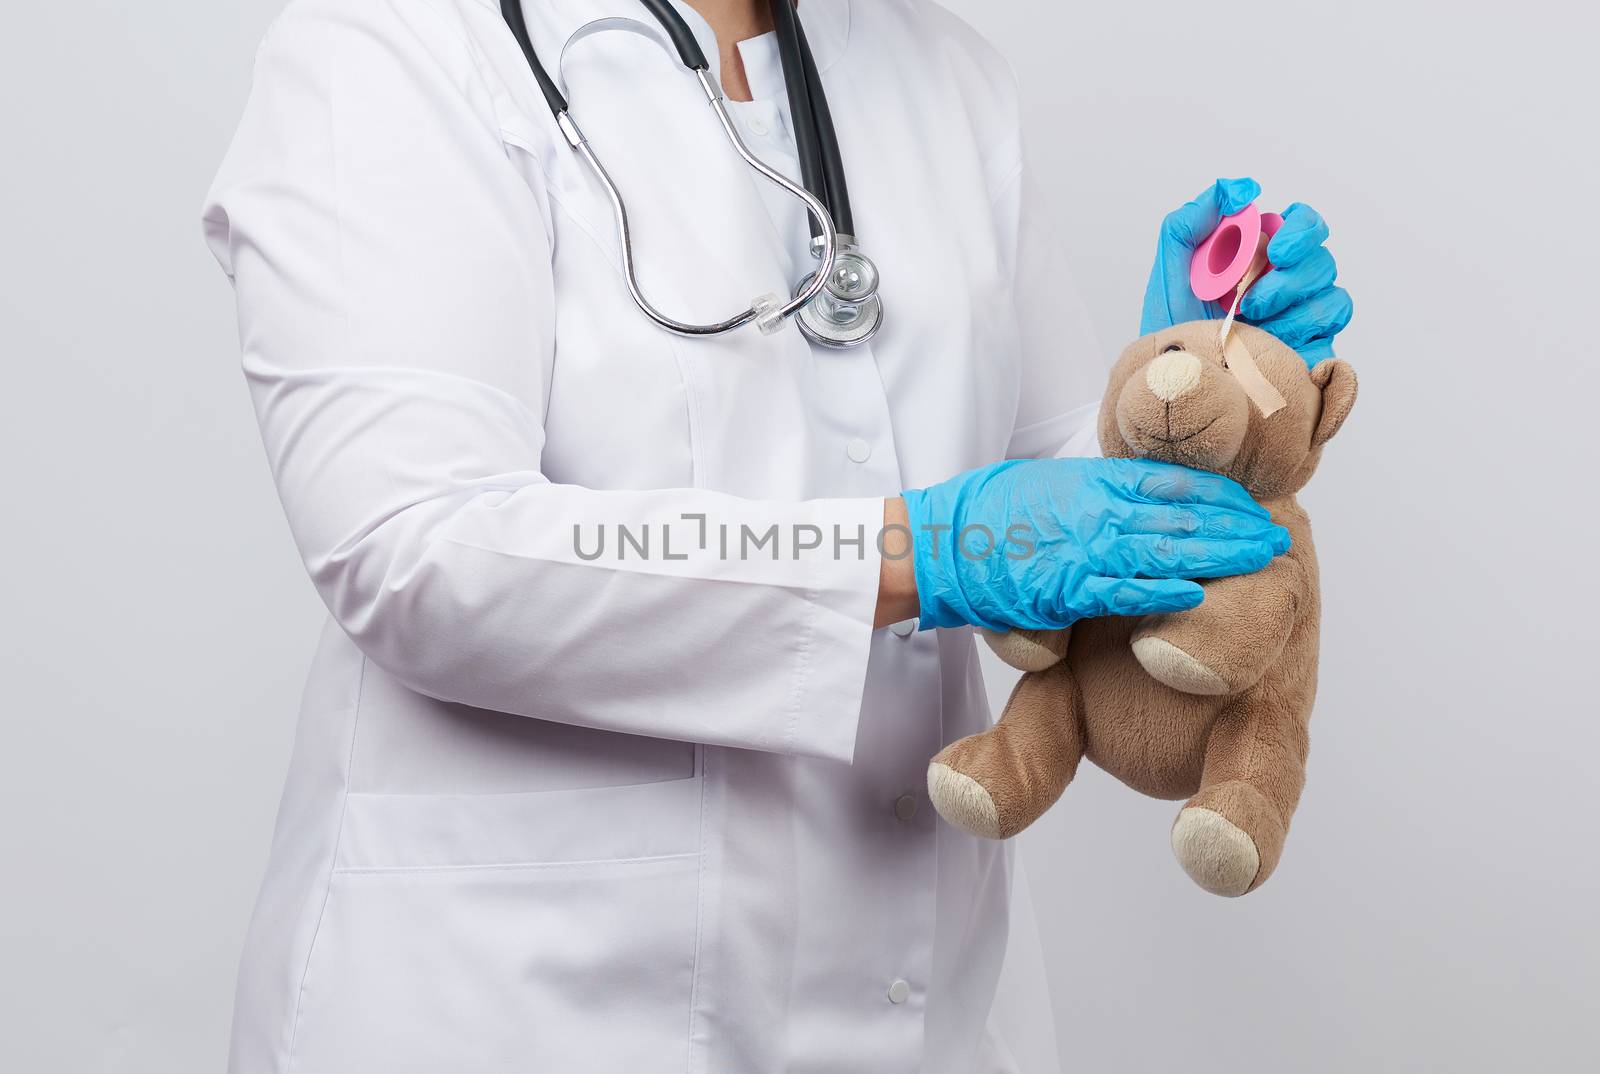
[1097,321,1357,498]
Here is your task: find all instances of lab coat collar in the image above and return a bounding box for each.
[505,1,851,85]
[667,0,852,80]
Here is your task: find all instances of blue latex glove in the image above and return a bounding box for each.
[1241,202,1353,362]
[901,458,1290,632]
[1140,178,1353,364]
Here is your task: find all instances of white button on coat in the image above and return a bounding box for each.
[895,794,919,822]
[890,618,917,637]
[888,979,913,1004]
[845,437,872,463]
[201,1,1103,1072]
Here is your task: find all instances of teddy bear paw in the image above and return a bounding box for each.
[1132,636,1231,695]
[982,629,1066,672]
[1171,807,1260,897]
[926,762,1002,839]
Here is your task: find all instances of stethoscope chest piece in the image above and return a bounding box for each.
[794,241,883,348]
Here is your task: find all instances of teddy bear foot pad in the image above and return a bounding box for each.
[1171,806,1261,896]
[1131,636,1231,695]
[926,762,1003,839]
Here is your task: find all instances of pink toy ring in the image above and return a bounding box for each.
[1190,204,1283,303]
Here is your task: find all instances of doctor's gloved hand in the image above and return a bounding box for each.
[898,458,1290,633]
[1140,178,1353,364]
[1140,177,1259,334]
[1239,201,1353,362]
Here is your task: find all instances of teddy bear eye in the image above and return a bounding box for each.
[1161,343,1185,353]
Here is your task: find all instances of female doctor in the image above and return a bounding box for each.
[202,0,1350,1070]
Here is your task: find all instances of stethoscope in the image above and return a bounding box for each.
[499,0,883,348]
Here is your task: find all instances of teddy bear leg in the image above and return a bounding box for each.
[1171,696,1308,896]
[1132,566,1298,695]
[928,664,1085,839]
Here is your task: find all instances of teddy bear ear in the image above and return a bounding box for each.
[1309,359,1358,447]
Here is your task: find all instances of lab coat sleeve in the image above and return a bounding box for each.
[200,0,880,764]
[994,153,1108,461]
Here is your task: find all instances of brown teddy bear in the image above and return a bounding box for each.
[926,320,1356,896]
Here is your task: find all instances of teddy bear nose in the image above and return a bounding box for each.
[1145,350,1203,403]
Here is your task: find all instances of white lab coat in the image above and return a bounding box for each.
[203,0,1104,1070]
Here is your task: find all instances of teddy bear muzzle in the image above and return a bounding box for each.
[1115,348,1250,471]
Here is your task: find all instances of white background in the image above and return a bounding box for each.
[2,0,1595,1070]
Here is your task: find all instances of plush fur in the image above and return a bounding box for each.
[927,321,1356,896]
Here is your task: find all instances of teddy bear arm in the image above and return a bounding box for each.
[1132,556,1305,696]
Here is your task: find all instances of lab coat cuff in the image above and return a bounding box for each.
[780,497,884,765]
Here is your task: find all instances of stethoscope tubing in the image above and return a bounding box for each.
[556,70,838,335]
[767,0,852,237]
[499,0,846,338]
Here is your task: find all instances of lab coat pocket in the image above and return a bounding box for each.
[287,777,703,1074]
